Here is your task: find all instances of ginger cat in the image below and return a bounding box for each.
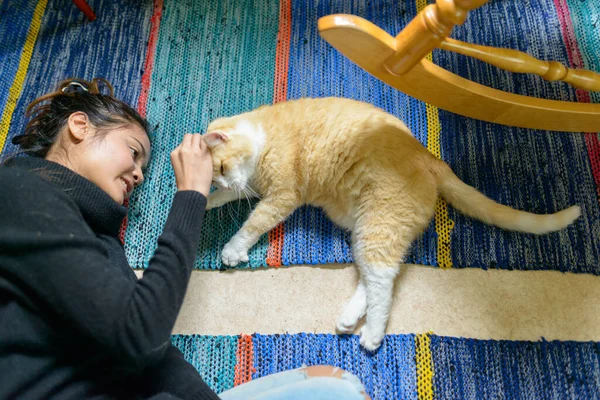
[204,97,580,351]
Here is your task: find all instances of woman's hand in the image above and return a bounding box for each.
[170,134,213,197]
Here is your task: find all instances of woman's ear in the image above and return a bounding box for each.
[67,112,91,142]
[203,131,229,147]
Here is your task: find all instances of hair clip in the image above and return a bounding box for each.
[62,82,89,94]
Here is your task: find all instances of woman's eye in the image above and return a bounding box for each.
[130,148,139,158]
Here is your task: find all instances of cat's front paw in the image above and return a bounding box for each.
[359,325,384,352]
[222,241,249,267]
[336,297,366,334]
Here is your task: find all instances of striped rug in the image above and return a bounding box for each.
[172,333,600,399]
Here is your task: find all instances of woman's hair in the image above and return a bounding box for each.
[10,78,149,158]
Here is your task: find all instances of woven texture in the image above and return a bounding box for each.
[251,333,418,400]
[171,334,239,394]
[0,0,153,156]
[559,0,600,206]
[171,333,600,399]
[430,336,600,399]
[415,333,434,400]
[123,0,280,269]
[0,0,45,151]
[1,0,599,273]
[0,1,36,113]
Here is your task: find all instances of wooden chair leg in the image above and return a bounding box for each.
[72,0,97,21]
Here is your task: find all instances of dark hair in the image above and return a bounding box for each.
[10,78,150,158]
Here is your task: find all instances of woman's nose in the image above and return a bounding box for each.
[133,169,144,186]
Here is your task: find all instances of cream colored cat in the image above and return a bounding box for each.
[204,97,580,351]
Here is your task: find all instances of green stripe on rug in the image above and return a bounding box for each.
[124,0,281,269]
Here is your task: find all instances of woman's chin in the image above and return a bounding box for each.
[111,190,126,205]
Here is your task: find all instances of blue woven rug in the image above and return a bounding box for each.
[172,333,600,399]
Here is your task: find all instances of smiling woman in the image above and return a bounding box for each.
[0,78,219,399]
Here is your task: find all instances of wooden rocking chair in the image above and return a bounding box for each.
[318,0,600,132]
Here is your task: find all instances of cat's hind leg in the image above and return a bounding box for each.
[355,257,400,352]
[351,212,427,352]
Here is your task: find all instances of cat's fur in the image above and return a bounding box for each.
[204,97,580,351]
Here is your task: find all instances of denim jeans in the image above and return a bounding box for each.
[219,367,368,400]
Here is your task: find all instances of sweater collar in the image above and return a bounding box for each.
[7,156,127,237]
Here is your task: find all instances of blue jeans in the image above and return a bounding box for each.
[219,366,369,400]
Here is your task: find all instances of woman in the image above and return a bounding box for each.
[0,78,370,400]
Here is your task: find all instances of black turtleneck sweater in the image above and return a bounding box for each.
[0,157,220,400]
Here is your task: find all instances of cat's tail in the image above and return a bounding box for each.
[434,161,581,234]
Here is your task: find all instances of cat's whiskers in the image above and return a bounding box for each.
[233,179,260,201]
[225,201,241,229]
[241,187,254,211]
[244,185,261,199]
[232,180,248,212]
[223,182,242,228]
[233,180,258,212]
[224,180,250,228]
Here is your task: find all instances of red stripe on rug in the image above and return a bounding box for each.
[266,0,292,266]
[234,334,255,386]
[137,0,164,118]
[119,0,164,244]
[553,0,600,202]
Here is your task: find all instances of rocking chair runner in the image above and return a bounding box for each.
[318,0,600,133]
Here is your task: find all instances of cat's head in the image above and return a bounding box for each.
[204,119,263,192]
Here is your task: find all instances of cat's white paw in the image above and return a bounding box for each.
[335,292,367,334]
[359,325,384,352]
[336,304,364,334]
[336,314,359,334]
[222,241,249,267]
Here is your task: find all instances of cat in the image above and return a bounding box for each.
[203,97,580,351]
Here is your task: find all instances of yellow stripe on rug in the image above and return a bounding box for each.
[0,0,48,152]
[415,333,435,400]
[415,0,455,269]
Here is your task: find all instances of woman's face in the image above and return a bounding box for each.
[77,124,151,204]
[47,112,151,205]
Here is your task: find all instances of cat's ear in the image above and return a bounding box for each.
[203,131,229,147]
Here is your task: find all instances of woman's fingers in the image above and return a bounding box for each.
[170,133,213,196]
[191,133,202,150]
